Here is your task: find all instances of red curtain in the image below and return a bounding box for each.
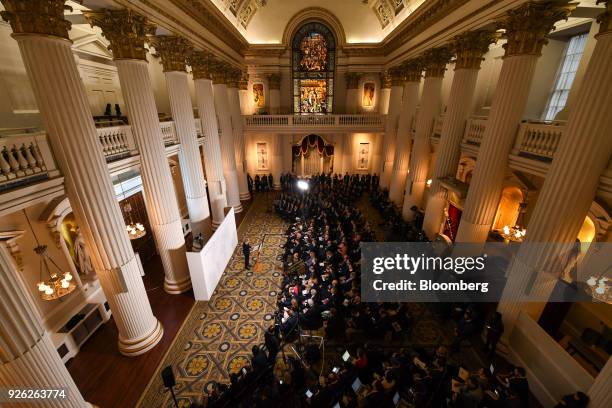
[443,204,462,242]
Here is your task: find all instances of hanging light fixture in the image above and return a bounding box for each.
[118,179,146,240]
[586,274,611,304]
[24,210,76,301]
[501,197,528,242]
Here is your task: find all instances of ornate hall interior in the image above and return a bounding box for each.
[0,0,611,407]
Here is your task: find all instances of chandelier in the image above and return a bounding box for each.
[586,275,611,304]
[24,210,76,301]
[123,202,146,240]
[35,245,76,301]
[501,198,528,242]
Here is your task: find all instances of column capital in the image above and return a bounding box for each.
[498,1,577,57]
[0,0,72,40]
[344,72,361,89]
[380,71,392,88]
[238,71,249,90]
[83,8,156,61]
[226,68,242,89]
[422,46,453,78]
[150,35,191,72]
[266,73,281,90]
[596,0,612,36]
[453,30,499,70]
[210,60,230,84]
[401,58,423,82]
[189,50,213,80]
[388,66,405,86]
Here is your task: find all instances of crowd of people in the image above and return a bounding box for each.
[187,172,590,408]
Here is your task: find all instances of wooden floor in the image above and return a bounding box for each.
[67,199,253,408]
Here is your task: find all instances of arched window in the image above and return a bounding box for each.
[292,22,336,114]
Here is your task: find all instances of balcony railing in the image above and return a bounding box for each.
[243,114,385,131]
[160,121,178,146]
[432,114,444,138]
[512,121,565,160]
[0,132,59,191]
[97,125,137,162]
[463,116,488,145]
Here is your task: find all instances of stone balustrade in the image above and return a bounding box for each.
[97,125,137,161]
[462,116,488,145]
[0,131,59,191]
[160,121,179,145]
[432,114,445,138]
[243,114,386,132]
[511,121,565,160]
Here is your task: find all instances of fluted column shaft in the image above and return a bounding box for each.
[389,80,420,204]
[11,36,161,355]
[228,85,251,200]
[341,133,353,174]
[589,357,612,408]
[165,71,210,223]
[115,60,190,293]
[0,242,90,407]
[455,55,538,242]
[213,82,243,213]
[194,78,227,227]
[272,134,283,189]
[380,84,403,188]
[402,75,443,220]
[498,25,612,335]
[423,68,480,237]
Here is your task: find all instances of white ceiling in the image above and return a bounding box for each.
[211,0,427,44]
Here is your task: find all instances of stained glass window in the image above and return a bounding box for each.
[292,22,335,114]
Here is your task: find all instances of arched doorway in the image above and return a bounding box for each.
[493,186,524,231]
[292,134,334,175]
[292,22,336,114]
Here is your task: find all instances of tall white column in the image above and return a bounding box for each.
[190,51,228,228]
[0,237,91,407]
[589,355,612,408]
[456,2,575,243]
[345,72,361,113]
[267,73,281,114]
[272,133,283,189]
[7,3,161,357]
[153,36,210,227]
[227,71,251,200]
[378,72,391,115]
[341,133,354,174]
[498,3,611,336]
[380,72,403,189]
[87,10,191,294]
[389,61,422,204]
[402,47,452,221]
[212,61,242,213]
[423,31,496,238]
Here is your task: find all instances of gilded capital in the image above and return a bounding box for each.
[499,1,577,57]
[388,66,405,86]
[189,50,213,80]
[380,71,392,88]
[344,72,361,89]
[150,36,191,72]
[227,68,242,88]
[83,9,156,61]
[453,30,499,70]
[596,0,612,36]
[401,58,423,82]
[267,73,281,90]
[238,71,249,90]
[423,46,453,78]
[209,60,229,84]
[0,0,72,40]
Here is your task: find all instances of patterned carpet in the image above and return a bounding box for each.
[138,195,286,408]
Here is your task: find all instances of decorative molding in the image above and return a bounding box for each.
[401,58,423,82]
[189,50,214,80]
[281,7,347,48]
[344,72,361,89]
[452,29,499,70]
[266,73,281,90]
[244,45,286,57]
[0,230,26,270]
[498,1,577,57]
[597,0,611,36]
[83,9,156,61]
[238,70,249,90]
[226,67,242,88]
[0,0,72,40]
[210,60,230,84]
[380,70,392,88]
[150,35,192,72]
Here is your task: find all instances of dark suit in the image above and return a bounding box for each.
[242,242,251,269]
